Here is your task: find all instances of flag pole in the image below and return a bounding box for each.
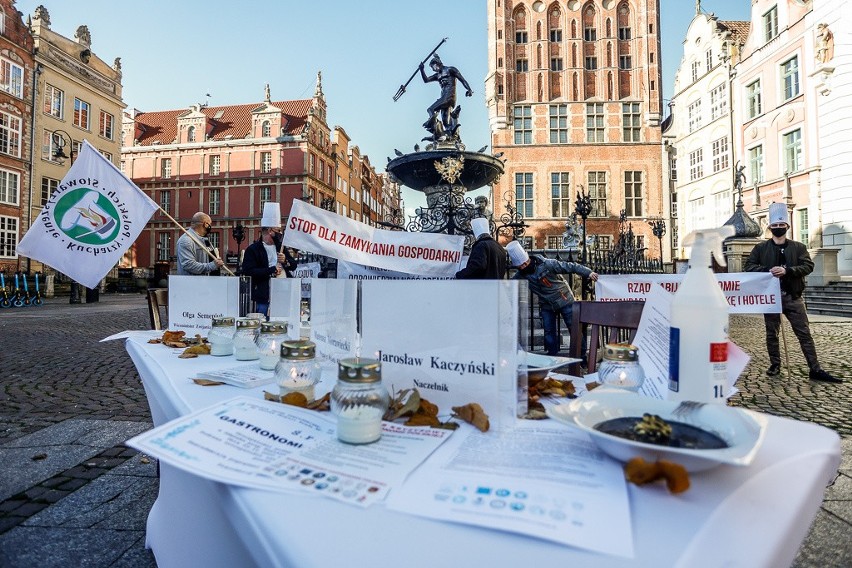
[157,206,236,277]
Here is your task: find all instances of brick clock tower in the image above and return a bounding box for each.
[487,0,664,256]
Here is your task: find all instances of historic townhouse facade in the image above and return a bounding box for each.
[0,0,33,275]
[669,7,748,256]
[28,6,123,272]
[486,0,665,259]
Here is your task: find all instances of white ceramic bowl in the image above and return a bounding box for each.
[520,352,580,382]
[547,389,768,472]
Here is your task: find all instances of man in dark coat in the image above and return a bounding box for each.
[455,217,507,279]
[240,203,297,317]
[745,202,841,383]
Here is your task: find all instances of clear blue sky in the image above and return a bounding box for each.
[17,0,751,209]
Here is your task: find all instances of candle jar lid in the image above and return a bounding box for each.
[236,317,261,329]
[211,316,235,327]
[260,320,288,334]
[603,343,639,362]
[280,339,316,360]
[338,357,382,383]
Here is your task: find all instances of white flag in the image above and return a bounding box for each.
[17,140,158,288]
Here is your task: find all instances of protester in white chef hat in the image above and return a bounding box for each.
[745,203,842,383]
[508,240,598,356]
[455,217,507,279]
[239,202,298,317]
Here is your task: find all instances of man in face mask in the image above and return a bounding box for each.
[176,212,225,276]
[745,203,841,383]
[240,202,298,317]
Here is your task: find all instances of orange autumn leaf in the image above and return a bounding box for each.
[624,457,690,494]
[281,392,309,408]
[405,413,442,427]
[452,403,490,432]
[192,378,225,386]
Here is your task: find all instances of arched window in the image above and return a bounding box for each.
[187,126,196,142]
[262,120,271,137]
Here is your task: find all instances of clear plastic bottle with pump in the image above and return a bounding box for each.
[668,226,735,404]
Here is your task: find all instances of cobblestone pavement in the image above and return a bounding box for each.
[0,294,848,567]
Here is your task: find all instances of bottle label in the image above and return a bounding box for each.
[710,342,728,362]
[668,327,680,392]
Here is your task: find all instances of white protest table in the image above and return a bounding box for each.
[126,335,840,568]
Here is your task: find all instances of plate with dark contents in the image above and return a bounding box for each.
[547,390,768,472]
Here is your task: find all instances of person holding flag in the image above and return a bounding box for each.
[176,212,225,276]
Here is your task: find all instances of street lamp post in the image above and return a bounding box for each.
[232,223,245,273]
[51,130,83,303]
[573,186,592,264]
[647,217,667,270]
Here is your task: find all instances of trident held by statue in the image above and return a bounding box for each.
[393,37,448,102]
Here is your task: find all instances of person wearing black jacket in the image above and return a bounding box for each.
[455,217,506,279]
[240,203,297,317]
[745,203,841,383]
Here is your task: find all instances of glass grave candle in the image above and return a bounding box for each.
[275,340,320,401]
[598,343,646,392]
[208,316,236,356]
[331,358,389,444]
[233,317,261,361]
[256,320,289,370]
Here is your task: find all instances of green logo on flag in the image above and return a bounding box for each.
[54,188,121,245]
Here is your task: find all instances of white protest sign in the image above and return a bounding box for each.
[283,200,463,277]
[309,279,358,369]
[336,260,454,281]
[269,278,303,339]
[360,280,520,431]
[167,275,240,333]
[595,272,781,313]
[294,262,321,298]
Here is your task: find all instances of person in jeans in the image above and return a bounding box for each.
[507,240,598,356]
[176,212,224,276]
[745,202,841,383]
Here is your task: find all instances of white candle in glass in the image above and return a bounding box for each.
[336,406,383,444]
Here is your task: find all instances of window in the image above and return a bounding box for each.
[100,151,112,163]
[0,168,18,205]
[42,130,62,162]
[622,102,640,142]
[207,231,220,253]
[0,57,23,98]
[705,49,714,72]
[618,27,631,40]
[73,98,90,130]
[208,189,220,215]
[714,191,732,227]
[584,56,598,70]
[746,80,762,118]
[43,84,64,118]
[669,157,678,181]
[518,236,533,249]
[623,171,643,217]
[0,215,17,258]
[262,120,271,137]
[749,145,764,184]
[781,56,800,100]
[687,100,702,132]
[784,129,802,173]
[550,29,562,42]
[586,103,605,142]
[187,125,196,142]
[516,59,529,72]
[0,111,21,157]
[551,172,571,217]
[515,172,534,218]
[689,149,704,181]
[690,197,706,231]
[798,208,809,244]
[159,190,171,214]
[763,6,778,43]
[584,27,597,41]
[513,105,532,144]
[157,232,170,261]
[41,177,58,206]
[547,236,562,249]
[550,57,563,71]
[712,137,729,173]
[588,171,608,217]
[161,158,172,178]
[691,60,700,82]
[98,111,114,140]
[549,104,568,143]
[710,83,727,120]
[619,55,632,70]
[209,155,220,175]
[260,152,272,173]
[260,186,272,205]
[516,31,528,43]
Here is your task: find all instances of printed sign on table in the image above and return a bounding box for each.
[283,200,463,277]
[269,278,303,339]
[596,272,781,314]
[167,275,240,333]
[309,279,358,368]
[360,280,521,431]
[294,262,321,298]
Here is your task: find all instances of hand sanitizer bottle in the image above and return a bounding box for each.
[668,226,735,404]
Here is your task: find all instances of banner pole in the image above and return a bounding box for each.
[158,206,236,277]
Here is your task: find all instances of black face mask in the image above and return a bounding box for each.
[770,227,787,238]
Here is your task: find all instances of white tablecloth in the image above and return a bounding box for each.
[126,336,840,568]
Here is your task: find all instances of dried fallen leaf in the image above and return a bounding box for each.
[452,403,490,432]
[624,457,690,494]
[140,456,151,464]
[306,392,331,411]
[281,392,309,408]
[404,413,442,427]
[384,388,421,421]
[263,391,281,402]
[179,343,211,358]
[192,378,225,386]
